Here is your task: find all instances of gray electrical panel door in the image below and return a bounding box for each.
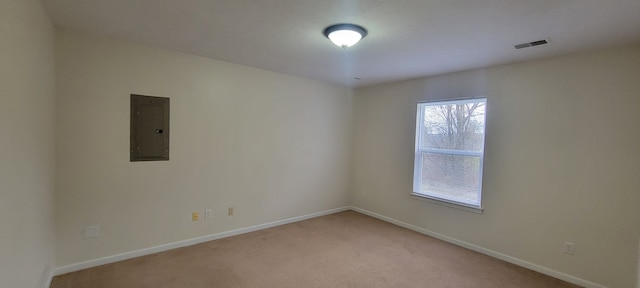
[130,94,170,161]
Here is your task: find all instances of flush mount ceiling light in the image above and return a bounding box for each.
[323,23,368,48]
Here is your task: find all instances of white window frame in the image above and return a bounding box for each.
[412,98,487,211]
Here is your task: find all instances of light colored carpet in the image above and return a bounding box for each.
[51,211,581,288]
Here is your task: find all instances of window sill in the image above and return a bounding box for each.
[410,193,484,214]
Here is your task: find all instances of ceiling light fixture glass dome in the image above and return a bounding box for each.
[323,23,368,48]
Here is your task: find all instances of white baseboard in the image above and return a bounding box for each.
[349,206,607,288]
[44,269,54,288]
[50,205,607,288]
[52,206,350,277]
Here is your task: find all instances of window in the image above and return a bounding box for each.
[412,98,487,209]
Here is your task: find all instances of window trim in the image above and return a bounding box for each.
[412,97,487,211]
[410,193,484,214]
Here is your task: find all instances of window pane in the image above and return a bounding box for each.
[413,98,486,208]
[421,102,485,152]
[419,152,482,204]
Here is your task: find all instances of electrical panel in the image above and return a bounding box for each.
[130,94,170,161]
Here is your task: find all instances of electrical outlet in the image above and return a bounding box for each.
[228,207,234,216]
[83,226,100,239]
[563,241,575,255]
[192,212,199,221]
[205,209,212,219]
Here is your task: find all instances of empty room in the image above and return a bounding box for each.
[2,0,640,288]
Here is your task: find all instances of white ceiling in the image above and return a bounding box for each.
[40,0,640,88]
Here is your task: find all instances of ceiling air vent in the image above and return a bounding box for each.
[514,39,549,49]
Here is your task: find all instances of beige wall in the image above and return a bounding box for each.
[0,0,57,288]
[54,30,353,266]
[352,45,640,288]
